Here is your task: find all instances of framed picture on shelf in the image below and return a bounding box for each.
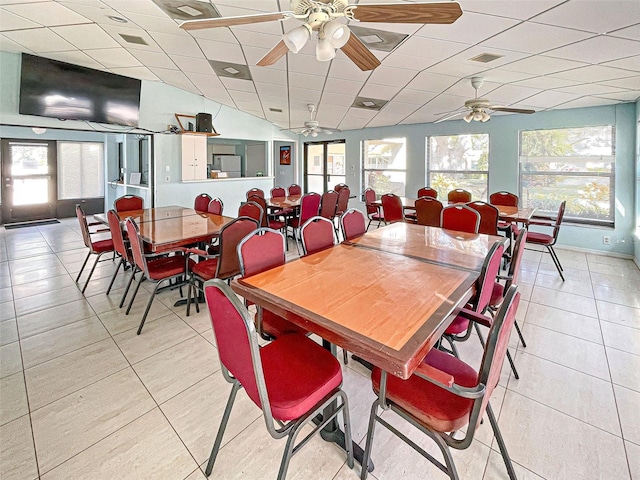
[279,145,291,165]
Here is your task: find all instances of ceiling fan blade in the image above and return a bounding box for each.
[352,2,462,24]
[434,107,466,116]
[489,106,536,114]
[257,40,288,67]
[340,34,381,71]
[434,110,467,123]
[319,127,342,134]
[180,12,291,31]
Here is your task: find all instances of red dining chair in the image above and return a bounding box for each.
[238,201,264,227]
[238,228,307,340]
[524,200,566,281]
[75,204,115,294]
[186,216,259,316]
[340,208,366,241]
[289,192,321,253]
[417,187,438,199]
[320,190,339,221]
[194,193,212,212]
[441,204,480,233]
[124,217,194,335]
[381,193,404,224]
[207,198,224,215]
[202,279,354,479]
[287,184,301,196]
[114,194,143,212]
[466,201,499,235]
[334,183,348,192]
[335,186,350,218]
[447,189,472,203]
[246,188,264,199]
[271,186,286,198]
[364,188,384,230]
[489,228,528,348]
[269,186,295,224]
[300,216,336,256]
[249,195,287,236]
[361,285,521,480]
[489,191,518,207]
[414,197,443,227]
[105,209,133,299]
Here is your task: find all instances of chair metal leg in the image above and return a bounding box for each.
[339,390,355,470]
[126,274,145,314]
[360,401,379,480]
[506,349,519,379]
[186,275,193,317]
[343,349,349,365]
[120,269,137,308]
[75,251,92,283]
[486,403,518,480]
[514,319,526,348]
[106,257,124,295]
[205,381,241,477]
[547,245,565,280]
[81,254,102,293]
[137,281,160,335]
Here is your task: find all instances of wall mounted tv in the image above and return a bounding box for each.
[19,53,141,127]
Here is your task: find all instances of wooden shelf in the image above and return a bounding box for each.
[175,113,220,136]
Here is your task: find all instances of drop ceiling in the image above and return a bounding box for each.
[1,0,639,132]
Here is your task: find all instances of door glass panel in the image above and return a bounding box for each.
[11,144,49,176]
[13,178,48,205]
[307,175,325,193]
[306,145,325,175]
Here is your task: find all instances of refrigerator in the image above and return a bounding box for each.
[212,155,242,178]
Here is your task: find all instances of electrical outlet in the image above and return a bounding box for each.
[602,235,611,245]
[165,176,170,182]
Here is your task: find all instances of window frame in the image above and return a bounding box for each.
[361,137,407,198]
[57,141,105,200]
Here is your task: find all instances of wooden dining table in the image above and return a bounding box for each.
[266,194,302,209]
[346,222,506,272]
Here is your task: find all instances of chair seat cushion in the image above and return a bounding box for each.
[289,218,301,228]
[372,348,478,433]
[490,282,504,307]
[444,313,469,335]
[93,238,114,253]
[526,231,553,245]
[268,219,286,230]
[262,309,307,338]
[147,255,193,280]
[260,334,342,421]
[370,213,384,221]
[191,257,219,280]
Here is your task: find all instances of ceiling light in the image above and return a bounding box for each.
[311,130,318,137]
[481,112,490,122]
[473,111,483,121]
[223,66,240,75]
[316,37,336,62]
[176,5,203,17]
[362,101,376,107]
[323,20,350,48]
[32,127,46,134]
[463,112,473,123]
[107,15,128,23]
[283,24,311,54]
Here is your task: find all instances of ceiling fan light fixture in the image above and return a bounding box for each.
[311,130,318,137]
[316,37,336,61]
[283,24,311,54]
[463,112,473,123]
[481,112,490,122]
[323,19,350,48]
[473,110,484,122]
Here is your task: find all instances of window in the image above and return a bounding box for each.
[362,138,406,196]
[58,142,105,199]
[426,134,489,200]
[519,126,615,225]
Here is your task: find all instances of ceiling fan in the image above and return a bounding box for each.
[283,103,341,137]
[179,0,463,71]
[434,77,536,123]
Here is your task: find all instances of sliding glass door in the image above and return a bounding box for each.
[304,140,346,193]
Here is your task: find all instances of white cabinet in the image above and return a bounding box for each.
[181,135,208,181]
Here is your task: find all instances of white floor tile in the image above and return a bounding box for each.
[0,372,28,426]
[0,415,38,480]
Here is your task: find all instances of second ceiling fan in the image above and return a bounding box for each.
[180,0,463,71]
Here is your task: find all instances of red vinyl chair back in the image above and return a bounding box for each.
[381,193,403,223]
[414,197,443,227]
[507,228,528,288]
[298,192,321,225]
[114,194,143,212]
[417,187,438,199]
[287,184,301,196]
[475,242,505,314]
[340,209,366,241]
[194,193,212,212]
[238,228,286,277]
[207,198,224,215]
[334,183,348,192]
[271,187,286,198]
[466,201,499,235]
[247,195,269,227]
[246,188,264,199]
[549,200,566,241]
[238,201,263,226]
[447,189,472,203]
[441,204,480,233]
[364,188,378,215]
[300,216,336,255]
[76,204,94,250]
[125,217,151,279]
[320,190,339,219]
[489,191,518,207]
[335,187,350,216]
[215,217,260,280]
[107,209,128,260]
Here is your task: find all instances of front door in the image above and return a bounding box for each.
[304,140,346,193]
[1,139,57,223]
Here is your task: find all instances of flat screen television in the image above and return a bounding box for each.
[19,53,141,127]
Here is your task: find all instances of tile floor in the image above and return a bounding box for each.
[1,218,639,480]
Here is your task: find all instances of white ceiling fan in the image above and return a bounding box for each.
[179,0,463,71]
[435,77,536,123]
[284,104,341,137]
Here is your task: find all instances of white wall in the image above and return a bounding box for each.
[635,99,640,266]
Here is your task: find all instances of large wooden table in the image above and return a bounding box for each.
[347,222,505,272]
[233,244,477,380]
[266,195,301,209]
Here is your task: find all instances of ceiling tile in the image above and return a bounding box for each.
[531,0,640,34]
[553,65,638,82]
[459,0,562,20]
[121,12,182,34]
[367,66,417,88]
[359,83,402,100]
[254,82,288,98]
[51,24,120,49]
[484,83,542,104]
[512,76,580,90]
[394,35,469,61]
[129,48,176,69]
[101,24,162,52]
[481,22,594,54]
[479,68,535,84]
[445,45,530,69]
[366,113,407,128]
[289,71,325,90]
[170,55,213,74]
[405,71,458,92]
[232,29,281,49]
[42,50,104,69]
[445,78,501,97]
[425,93,470,111]
[110,65,159,81]
[521,90,585,109]
[104,0,167,17]
[502,55,588,75]
[258,94,288,110]
[3,2,89,27]
[228,89,259,104]
[416,11,520,45]
[215,1,279,13]
[220,76,256,93]
[85,47,142,68]
[555,96,619,109]
[250,66,287,86]
[345,107,378,121]
[288,86,321,103]
[427,60,489,78]
[188,73,231,101]
[198,39,245,64]
[557,84,628,96]
[0,33,30,53]
[58,4,133,27]
[0,8,41,30]
[338,117,369,131]
[3,28,75,52]
[149,67,199,94]
[288,53,330,76]
[327,59,372,82]
[544,35,640,64]
[321,91,356,107]
[596,90,640,101]
[601,55,640,73]
[381,53,437,71]
[150,31,203,57]
[381,101,419,116]
[186,26,238,44]
[609,23,640,41]
[323,77,362,96]
[393,88,437,105]
[600,75,640,90]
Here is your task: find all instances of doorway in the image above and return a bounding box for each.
[304,140,346,193]
[1,139,57,223]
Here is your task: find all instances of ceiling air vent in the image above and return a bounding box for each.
[349,26,408,53]
[269,107,283,113]
[352,96,388,110]
[151,0,220,22]
[120,34,148,46]
[469,53,504,63]
[209,60,253,81]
